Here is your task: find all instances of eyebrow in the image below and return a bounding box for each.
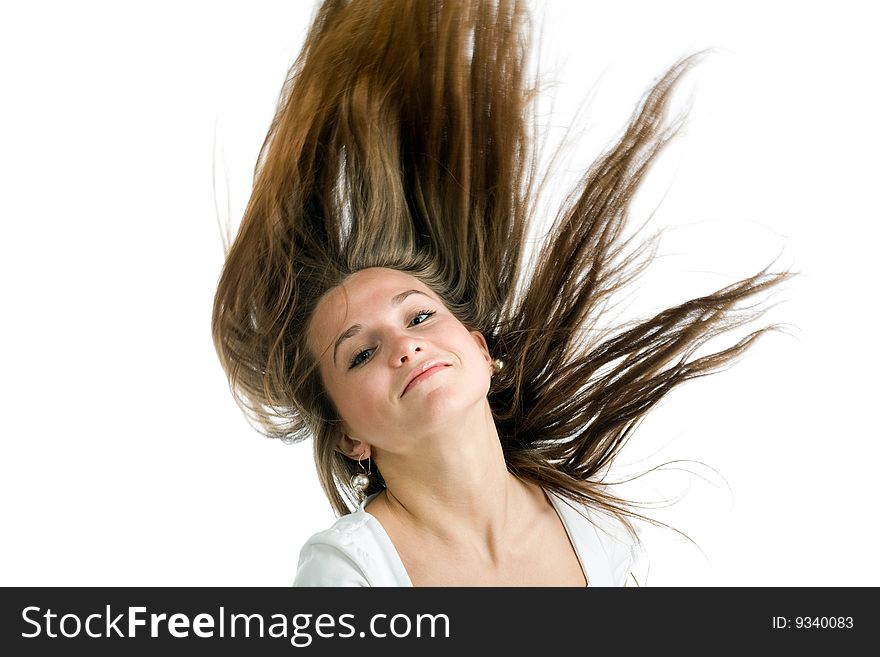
[332,289,431,366]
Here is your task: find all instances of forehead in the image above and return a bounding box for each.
[307,268,436,355]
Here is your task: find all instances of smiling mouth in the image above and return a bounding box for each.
[401,363,451,397]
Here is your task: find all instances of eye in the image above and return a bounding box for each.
[349,348,373,369]
[410,309,435,326]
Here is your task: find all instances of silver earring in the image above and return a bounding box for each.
[491,358,505,375]
[350,452,372,505]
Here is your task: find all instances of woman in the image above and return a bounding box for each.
[212,0,791,586]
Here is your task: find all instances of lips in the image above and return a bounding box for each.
[400,361,452,397]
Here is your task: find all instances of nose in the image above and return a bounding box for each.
[390,339,422,367]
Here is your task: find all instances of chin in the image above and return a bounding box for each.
[404,381,486,424]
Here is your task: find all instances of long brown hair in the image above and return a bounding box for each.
[211,0,793,547]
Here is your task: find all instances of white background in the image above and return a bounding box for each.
[1,0,877,586]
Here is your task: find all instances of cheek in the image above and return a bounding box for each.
[320,369,360,424]
[455,339,490,388]
[459,332,488,368]
[326,374,391,433]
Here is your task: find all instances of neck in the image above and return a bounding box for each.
[369,401,536,557]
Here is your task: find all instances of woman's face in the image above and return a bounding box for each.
[306,267,493,456]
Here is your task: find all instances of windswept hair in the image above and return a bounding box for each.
[211,0,792,544]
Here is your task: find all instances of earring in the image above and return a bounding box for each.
[491,358,505,376]
[350,452,372,505]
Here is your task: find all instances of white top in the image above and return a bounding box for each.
[293,489,645,586]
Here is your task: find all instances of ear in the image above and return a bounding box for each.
[469,329,492,367]
[335,431,371,461]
